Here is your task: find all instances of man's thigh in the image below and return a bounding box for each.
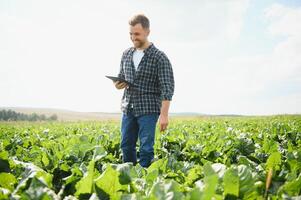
[137,113,159,149]
[121,112,139,147]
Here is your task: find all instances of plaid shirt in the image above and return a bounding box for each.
[118,43,174,117]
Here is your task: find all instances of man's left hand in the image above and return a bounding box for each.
[159,114,169,132]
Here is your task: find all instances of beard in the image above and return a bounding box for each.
[133,40,145,48]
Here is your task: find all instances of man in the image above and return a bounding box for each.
[114,14,174,168]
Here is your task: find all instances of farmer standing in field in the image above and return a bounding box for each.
[114,14,174,168]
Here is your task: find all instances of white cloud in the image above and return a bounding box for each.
[169,2,301,115]
[265,3,301,37]
[264,3,301,81]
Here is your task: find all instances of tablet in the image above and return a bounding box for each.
[105,76,133,86]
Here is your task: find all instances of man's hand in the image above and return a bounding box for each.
[114,81,128,90]
[159,100,170,132]
[159,114,168,132]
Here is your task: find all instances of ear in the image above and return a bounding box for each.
[146,29,150,36]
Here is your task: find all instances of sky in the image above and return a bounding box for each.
[0,0,300,115]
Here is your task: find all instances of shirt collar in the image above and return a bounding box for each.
[130,42,155,55]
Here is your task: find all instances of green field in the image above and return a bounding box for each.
[0,115,301,199]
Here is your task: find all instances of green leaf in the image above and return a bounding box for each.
[237,155,257,169]
[0,151,9,160]
[263,137,278,154]
[95,165,123,200]
[203,162,215,177]
[195,163,219,200]
[187,187,202,200]
[21,177,57,200]
[41,152,49,167]
[287,151,301,178]
[134,164,146,178]
[266,152,281,171]
[149,179,184,200]
[211,163,226,178]
[279,174,301,196]
[0,187,11,200]
[75,160,95,196]
[12,159,53,194]
[93,145,107,161]
[185,165,202,186]
[63,166,82,185]
[0,173,17,191]
[223,167,239,197]
[237,165,257,198]
[35,171,53,188]
[121,193,143,200]
[147,158,167,174]
[115,163,135,185]
[146,169,159,185]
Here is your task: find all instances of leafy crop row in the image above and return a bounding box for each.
[0,115,300,199]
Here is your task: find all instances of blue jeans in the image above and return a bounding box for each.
[121,112,159,167]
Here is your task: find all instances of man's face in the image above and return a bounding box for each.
[129,23,150,48]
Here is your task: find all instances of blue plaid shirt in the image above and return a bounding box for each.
[118,43,174,117]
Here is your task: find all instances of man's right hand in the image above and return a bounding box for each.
[114,81,128,90]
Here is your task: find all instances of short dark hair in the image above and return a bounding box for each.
[129,14,150,29]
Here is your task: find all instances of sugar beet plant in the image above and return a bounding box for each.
[0,115,300,199]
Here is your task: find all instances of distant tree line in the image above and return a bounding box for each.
[0,109,58,121]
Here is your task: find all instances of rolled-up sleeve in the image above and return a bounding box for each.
[158,53,174,101]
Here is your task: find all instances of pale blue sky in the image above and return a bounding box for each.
[0,0,300,115]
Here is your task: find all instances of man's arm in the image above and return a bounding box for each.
[159,100,170,132]
[157,52,175,132]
